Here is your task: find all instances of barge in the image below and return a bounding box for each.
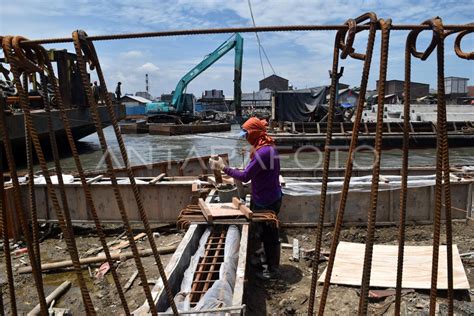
[270,121,474,151]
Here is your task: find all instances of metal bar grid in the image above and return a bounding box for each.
[189,226,227,307]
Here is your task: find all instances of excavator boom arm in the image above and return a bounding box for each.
[172,33,243,113]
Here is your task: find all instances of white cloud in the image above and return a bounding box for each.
[1,0,473,98]
[140,62,160,73]
[121,50,144,59]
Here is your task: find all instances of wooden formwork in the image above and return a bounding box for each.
[279,181,472,226]
[3,176,472,234]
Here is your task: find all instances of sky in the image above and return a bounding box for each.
[1,0,473,99]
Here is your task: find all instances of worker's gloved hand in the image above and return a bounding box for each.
[209,155,226,171]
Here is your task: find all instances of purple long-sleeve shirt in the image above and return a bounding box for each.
[223,145,281,206]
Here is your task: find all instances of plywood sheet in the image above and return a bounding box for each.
[207,203,244,217]
[318,242,470,289]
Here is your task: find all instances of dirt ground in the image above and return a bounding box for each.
[246,221,474,315]
[1,222,473,315]
[0,225,184,314]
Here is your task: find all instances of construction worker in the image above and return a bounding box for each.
[209,117,282,279]
[115,82,122,100]
[92,81,100,103]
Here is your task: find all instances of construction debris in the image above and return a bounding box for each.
[123,270,139,292]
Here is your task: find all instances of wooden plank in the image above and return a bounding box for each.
[318,242,470,289]
[239,204,253,220]
[150,173,166,184]
[110,232,146,251]
[207,203,243,217]
[232,197,242,209]
[232,196,253,220]
[123,270,139,292]
[198,198,213,223]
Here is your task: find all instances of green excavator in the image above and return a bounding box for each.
[146,33,243,123]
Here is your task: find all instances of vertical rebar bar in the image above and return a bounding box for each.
[358,18,391,315]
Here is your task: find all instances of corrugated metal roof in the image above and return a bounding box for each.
[122,95,152,104]
[242,88,273,100]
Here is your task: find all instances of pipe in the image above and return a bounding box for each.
[27,281,71,316]
[18,245,177,274]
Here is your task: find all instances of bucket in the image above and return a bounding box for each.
[217,184,238,202]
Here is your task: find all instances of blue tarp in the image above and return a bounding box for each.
[126,105,146,115]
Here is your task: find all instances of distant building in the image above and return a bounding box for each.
[445,76,468,100]
[369,93,399,105]
[376,80,429,101]
[468,86,474,97]
[120,95,152,116]
[135,91,153,100]
[121,95,151,106]
[202,89,225,101]
[259,74,289,91]
[242,88,273,108]
[196,90,227,112]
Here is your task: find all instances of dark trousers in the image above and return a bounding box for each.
[251,197,281,271]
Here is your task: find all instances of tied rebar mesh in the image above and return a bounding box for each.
[0,15,472,316]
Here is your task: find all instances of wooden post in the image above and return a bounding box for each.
[213,170,223,184]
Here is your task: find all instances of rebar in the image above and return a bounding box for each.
[19,40,132,315]
[3,35,95,315]
[20,24,474,45]
[0,98,18,316]
[358,17,391,315]
[72,29,179,315]
[394,23,415,316]
[0,14,472,315]
[317,12,378,315]
[71,30,160,316]
[307,21,343,316]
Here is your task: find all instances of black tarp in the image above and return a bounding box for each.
[275,86,328,122]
